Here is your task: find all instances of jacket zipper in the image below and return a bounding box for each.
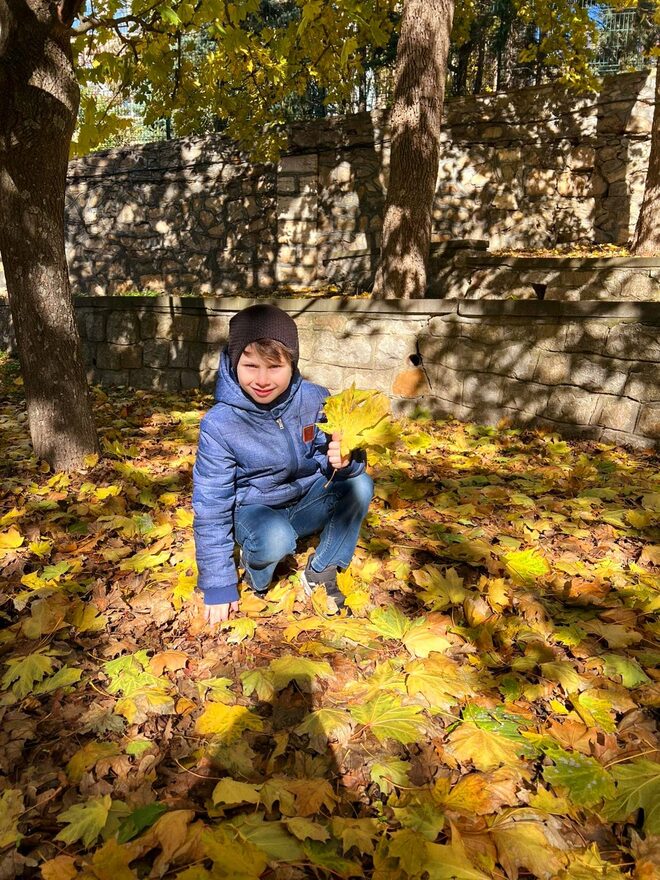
[275,416,297,481]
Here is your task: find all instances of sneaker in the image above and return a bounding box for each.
[301,554,345,609]
[239,550,268,596]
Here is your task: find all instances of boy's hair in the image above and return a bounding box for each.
[244,338,295,367]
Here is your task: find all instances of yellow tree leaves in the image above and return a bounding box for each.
[0,384,659,879]
[0,790,23,848]
[320,385,398,459]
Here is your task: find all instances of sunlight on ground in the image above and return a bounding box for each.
[0,366,658,879]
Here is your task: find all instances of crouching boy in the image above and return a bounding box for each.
[192,304,374,627]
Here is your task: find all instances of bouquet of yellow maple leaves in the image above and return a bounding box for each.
[318,384,399,478]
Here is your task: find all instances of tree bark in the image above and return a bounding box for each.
[0,0,98,469]
[372,0,455,299]
[631,59,660,256]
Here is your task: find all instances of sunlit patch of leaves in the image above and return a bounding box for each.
[0,368,658,879]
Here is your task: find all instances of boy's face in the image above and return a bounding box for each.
[237,345,293,405]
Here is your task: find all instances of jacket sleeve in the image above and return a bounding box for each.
[312,392,366,481]
[192,420,239,605]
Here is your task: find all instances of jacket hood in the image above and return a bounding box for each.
[214,348,302,418]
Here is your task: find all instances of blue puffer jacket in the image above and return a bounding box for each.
[192,350,365,605]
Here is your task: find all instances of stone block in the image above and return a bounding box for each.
[204,316,230,344]
[277,220,318,245]
[300,361,346,391]
[96,343,142,370]
[312,330,373,366]
[432,339,491,372]
[564,320,611,352]
[624,365,660,403]
[426,316,464,338]
[492,192,518,210]
[277,194,317,220]
[143,339,170,368]
[500,379,552,416]
[618,274,659,299]
[525,169,557,196]
[567,146,595,169]
[593,396,640,433]
[278,154,318,175]
[188,342,221,373]
[107,311,140,344]
[80,311,107,343]
[132,367,181,391]
[534,352,572,385]
[557,172,591,198]
[545,387,598,425]
[96,369,129,387]
[638,403,660,439]
[373,333,418,365]
[424,364,463,403]
[574,355,628,394]
[181,369,202,390]
[141,312,200,341]
[489,344,540,380]
[169,343,190,368]
[463,373,502,407]
[606,323,660,360]
[599,428,651,449]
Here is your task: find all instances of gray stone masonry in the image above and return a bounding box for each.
[450,254,660,301]
[1,297,656,448]
[0,71,657,299]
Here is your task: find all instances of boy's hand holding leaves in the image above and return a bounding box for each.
[319,384,399,460]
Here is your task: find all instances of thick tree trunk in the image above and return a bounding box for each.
[0,0,97,469]
[631,60,660,256]
[372,0,455,299]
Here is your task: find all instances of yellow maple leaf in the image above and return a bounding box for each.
[319,384,398,458]
[90,837,136,880]
[0,527,23,551]
[447,723,522,771]
[195,703,263,740]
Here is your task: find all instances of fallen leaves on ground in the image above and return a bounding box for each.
[0,363,658,879]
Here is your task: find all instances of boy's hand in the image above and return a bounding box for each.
[205,601,239,627]
[328,432,350,470]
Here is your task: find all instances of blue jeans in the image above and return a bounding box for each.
[234,472,374,592]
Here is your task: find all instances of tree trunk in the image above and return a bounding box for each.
[372,0,455,299]
[631,59,660,256]
[0,0,98,470]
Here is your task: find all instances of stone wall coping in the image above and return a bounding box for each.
[457,300,660,319]
[69,296,660,321]
[465,254,660,270]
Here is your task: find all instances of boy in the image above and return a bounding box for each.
[192,303,374,627]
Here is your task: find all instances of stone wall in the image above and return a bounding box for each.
[3,297,656,447]
[63,138,277,296]
[0,70,656,298]
[439,254,660,300]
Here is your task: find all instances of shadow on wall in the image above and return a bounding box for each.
[307,297,659,448]
[64,136,279,297]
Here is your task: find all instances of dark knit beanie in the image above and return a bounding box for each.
[228,304,299,373]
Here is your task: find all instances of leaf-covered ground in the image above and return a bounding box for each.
[0,358,658,880]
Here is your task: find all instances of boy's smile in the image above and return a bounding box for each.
[236,345,293,405]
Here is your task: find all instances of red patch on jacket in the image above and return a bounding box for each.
[302,424,315,443]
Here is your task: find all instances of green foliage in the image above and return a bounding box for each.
[602,758,660,834]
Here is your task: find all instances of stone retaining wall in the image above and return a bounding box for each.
[0,70,656,298]
[441,255,660,300]
[3,298,656,447]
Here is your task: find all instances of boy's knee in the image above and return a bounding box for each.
[347,472,374,511]
[256,520,297,563]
